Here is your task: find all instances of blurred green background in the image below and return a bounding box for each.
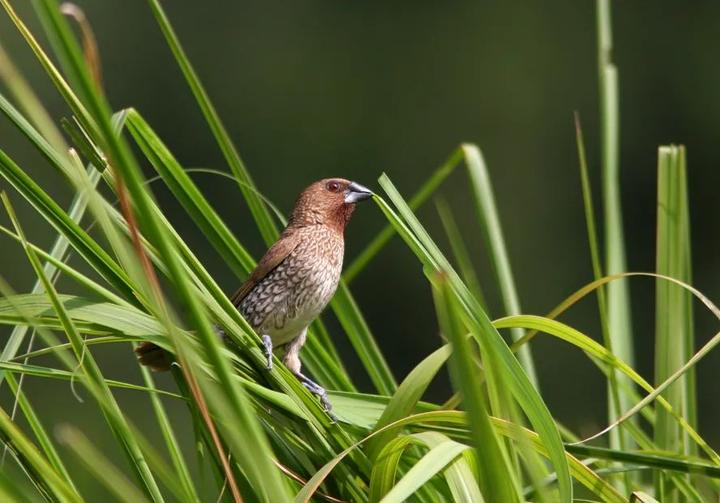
[1,0,719,470]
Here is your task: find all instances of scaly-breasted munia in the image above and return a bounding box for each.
[136,178,373,415]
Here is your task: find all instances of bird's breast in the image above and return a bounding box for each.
[239,228,344,345]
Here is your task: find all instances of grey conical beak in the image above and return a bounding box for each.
[344,181,374,203]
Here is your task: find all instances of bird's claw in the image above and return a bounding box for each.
[261,335,273,371]
[298,373,337,423]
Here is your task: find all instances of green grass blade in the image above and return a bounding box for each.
[0,43,68,154]
[124,108,255,277]
[330,282,397,395]
[0,164,100,385]
[345,147,463,283]
[496,315,717,463]
[379,436,470,503]
[3,374,77,492]
[298,409,619,503]
[575,113,633,487]
[435,198,487,309]
[0,0,96,140]
[655,144,694,497]
[2,193,165,501]
[431,274,521,501]
[145,0,278,245]
[0,467,38,503]
[375,176,572,501]
[0,147,137,302]
[367,345,450,460]
[137,366,199,503]
[0,408,80,503]
[56,425,150,503]
[0,361,181,399]
[596,0,636,460]
[565,444,720,479]
[462,144,537,388]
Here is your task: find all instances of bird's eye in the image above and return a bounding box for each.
[326,181,340,192]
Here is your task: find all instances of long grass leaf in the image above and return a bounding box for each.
[0,165,100,382]
[655,144,694,498]
[431,274,520,501]
[462,144,537,388]
[596,0,636,463]
[575,112,633,487]
[379,438,469,503]
[0,408,80,503]
[367,345,450,460]
[375,176,572,500]
[496,315,718,463]
[3,374,77,490]
[2,193,165,500]
[144,0,278,244]
[56,425,150,503]
[435,198,486,309]
[345,147,463,283]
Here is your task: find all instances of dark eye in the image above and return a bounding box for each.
[326,181,340,192]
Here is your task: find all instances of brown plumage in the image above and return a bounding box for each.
[136,178,373,414]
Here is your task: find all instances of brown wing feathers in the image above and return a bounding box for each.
[229,229,301,307]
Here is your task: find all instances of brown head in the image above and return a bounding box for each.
[289,178,373,232]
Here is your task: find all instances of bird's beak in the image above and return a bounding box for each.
[344,181,374,204]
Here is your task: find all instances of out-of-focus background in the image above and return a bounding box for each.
[1,0,719,461]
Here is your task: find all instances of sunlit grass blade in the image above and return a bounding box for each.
[345,147,463,283]
[0,158,101,385]
[435,198,487,309]
[330,282,397,394]
[368,431,468,502]
[0,468,37,503]
[0,360,182,398]
[575,112,633,488]
[367,345,450,460]
[125,108,254,277]
[0,407,80,503]
[144,0,278,245]
[0,43,68,154]
[137,367,199,503]
[440,146,549,492]
[495,315,718,463]
[3,374,77,491]
[379,433,472,503]
[596,0,636,465]
[462,144,537,388]
[56,424,150,503]
[298,408,622,503]
[655,144,694,498]
[375,175,571,500]
[0,146,137,301]
[565,444,720,480]
[431,273,521,501]
[1,193,164,500]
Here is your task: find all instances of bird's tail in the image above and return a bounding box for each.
[134,342,173,372]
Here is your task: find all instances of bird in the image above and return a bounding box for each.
[135,178,374,417]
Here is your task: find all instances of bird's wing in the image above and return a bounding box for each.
[230,228,302,307]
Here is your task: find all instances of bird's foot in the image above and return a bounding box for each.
[297,372,337,423]
[261,335,273,371]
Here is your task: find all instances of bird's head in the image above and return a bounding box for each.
[290,178,373,231]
